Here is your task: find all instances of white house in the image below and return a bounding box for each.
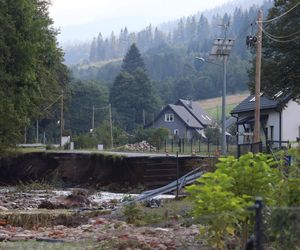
[231,92,300,149]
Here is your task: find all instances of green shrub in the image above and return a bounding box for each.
[186,152,281,249]
[133,127,169,148]
[123,202,143,225]
[73,134,98,149]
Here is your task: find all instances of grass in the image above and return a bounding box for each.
[205,103,237,120]
[14,180,55,192]
[0,240,99,250]
[0,209,111,229]
[122,199,195,227]
[198,93,249,120]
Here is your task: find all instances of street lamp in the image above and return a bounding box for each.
[195,56,227,155]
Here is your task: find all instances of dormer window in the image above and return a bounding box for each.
[249,93,263,102]
[165,113,174,122]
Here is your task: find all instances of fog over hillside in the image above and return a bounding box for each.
[158,0,265,33]
[58,0,265,46]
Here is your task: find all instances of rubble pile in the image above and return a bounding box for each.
[120,141,157,152]
[0,217,202,249]
[0,188,203,249]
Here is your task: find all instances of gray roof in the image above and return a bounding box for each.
[176,99,213,126]
[231,93,291,114]
[168,104,203,128]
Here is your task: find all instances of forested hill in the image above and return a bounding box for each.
[64,0,268,65]
[70,1,273,104]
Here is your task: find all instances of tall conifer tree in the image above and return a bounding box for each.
[110,44,157,132]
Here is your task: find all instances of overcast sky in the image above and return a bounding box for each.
[49,0,234,27]
[49,0,233,43]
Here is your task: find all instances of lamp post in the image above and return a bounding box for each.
[195,56,227,155]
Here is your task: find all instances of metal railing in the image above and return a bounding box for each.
[237,142,263,157]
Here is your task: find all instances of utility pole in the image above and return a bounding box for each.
[142,109,146,126]
[209,23,234,155]
[43,131,46,144]
[254,10,263,146]
[36,120,39,143]
[24,126,27,144]
[109,104,113,148]
[60,90,64,148]
[222,49,228,155]
[92,106,95,131]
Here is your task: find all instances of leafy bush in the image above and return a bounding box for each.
[94,121,129,148]
[72,122,129,149]
[73,133,98,149]
[264,149,300,249]
[186,152,281,249]
[133,127,169,148]
[123,202,143,225]
[204,126,221,145]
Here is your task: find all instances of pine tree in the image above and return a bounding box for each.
[110,72,136,131]
[96,33,105,60]
[121,43,145,73]
[110,44,158,132]
[90,37,97,62]
[249,0,300,99]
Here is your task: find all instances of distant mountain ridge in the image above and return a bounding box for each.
[158,0,265,33]
[62,0,268,65]
[69,0,274,114]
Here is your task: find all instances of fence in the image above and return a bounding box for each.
[237,140,294,157]
[245,198,300,250]
[266,140,291,153]
[154,138,236,155]
[237,142,263,157]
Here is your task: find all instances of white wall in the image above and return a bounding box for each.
[236,111,280,145]
[282,100,300,142]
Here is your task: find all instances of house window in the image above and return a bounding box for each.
[174,129,179,135]
[165,113,174,122]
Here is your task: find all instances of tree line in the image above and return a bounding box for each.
[88,2,273,63]
[1,0,299,149]
[71,2,273,107]
[0,0,68,149]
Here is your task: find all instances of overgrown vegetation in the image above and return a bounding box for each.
[0,0,68,151]
[122,199,194,227]
[186,151,300,249]
[14,180,55,193]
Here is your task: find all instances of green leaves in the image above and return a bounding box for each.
[0,0,68,150]
[186,152,282,248]
[250,0,300,99]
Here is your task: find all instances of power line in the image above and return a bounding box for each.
[265,30,300,39]
[234,18,257,41]
[257,21,300,43]
[257,1,300,23]
[43,95,62,111]
[263,31,300,43]
[80,105,110,111]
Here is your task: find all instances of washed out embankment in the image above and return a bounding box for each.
[0,152,215,190]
